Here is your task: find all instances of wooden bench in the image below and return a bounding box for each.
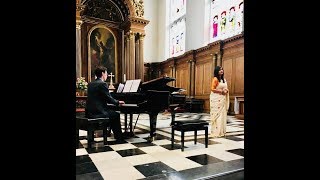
[171,120,209,151]
[76,116,110,148]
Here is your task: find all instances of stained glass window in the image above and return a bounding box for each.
[209,0,243,42]
[169,0,186,57]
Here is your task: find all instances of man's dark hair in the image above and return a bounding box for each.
[94,66,107,78]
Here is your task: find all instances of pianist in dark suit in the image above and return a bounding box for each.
[85,66,125,142]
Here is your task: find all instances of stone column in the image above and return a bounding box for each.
[121,30,125,82]
[138,33,145,80]
[135,35,140,79]
[125,34,130,81]
[129,31,135,80]
[76,20,83,78]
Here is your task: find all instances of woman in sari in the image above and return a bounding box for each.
[210,66,229,137]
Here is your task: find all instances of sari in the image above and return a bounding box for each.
[210,79,229,137]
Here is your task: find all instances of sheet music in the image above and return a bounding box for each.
[122,80,133,93]
[129,79,141,92]
[117,83,125,93]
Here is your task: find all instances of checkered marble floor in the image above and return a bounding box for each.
[76,113,244,180]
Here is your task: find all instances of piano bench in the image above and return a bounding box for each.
[171,120,209,151]
[76,116,110,148]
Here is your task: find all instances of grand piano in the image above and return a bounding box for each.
[110,76,185,142]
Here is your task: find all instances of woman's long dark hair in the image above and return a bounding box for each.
[213,66,225,83]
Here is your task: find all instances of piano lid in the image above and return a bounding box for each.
[140,76,181,93]
[141,76,175,87]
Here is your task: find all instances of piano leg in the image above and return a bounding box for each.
[123,113,135,137]
[129,113,133,135]
[76,120,80,149]
[124,113,128,133]
[147,112,158,142]
[87,129,94,148]
[76,127,79,149]
[169,104,179,125]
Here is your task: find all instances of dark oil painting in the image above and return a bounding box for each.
[89,27,116,81]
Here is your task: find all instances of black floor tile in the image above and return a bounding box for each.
[132,142,157,147]
[187,154,224,165]
[76,162,98,175]
[137,173,168,180]
[143,134,170,141]
[77,142,84,149]
[227,149,244,157]
[225,136,244,141]
[146,159,244,180]
[76,155,92,164]
[123,131,136,138]
[210,170,244,180]
[76,172,104,180]
[117,148,146,157]
[135,128,149,134]
[85,145,114,154]
[160,144,185,150]
[106,140,128,145]
[134,161,176,177]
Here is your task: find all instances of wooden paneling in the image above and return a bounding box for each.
[234,56,244,94]
[223,58,233,93]
[162,66,174,87]
[203,64,212,95]
[176,62,189,94]
[195,65,203,95]
[195,61,212,95]
[152,35,244,113]
[195,62,213,112]
[162,66,172,77]
[222,36,244,114]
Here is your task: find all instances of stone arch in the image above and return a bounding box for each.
[123,0,136,18]
[81,0,137,20]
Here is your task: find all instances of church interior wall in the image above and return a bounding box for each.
[76,0,244,113]
[157,35,244,113]
[143,0,159,63]
[185,0,206,51]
